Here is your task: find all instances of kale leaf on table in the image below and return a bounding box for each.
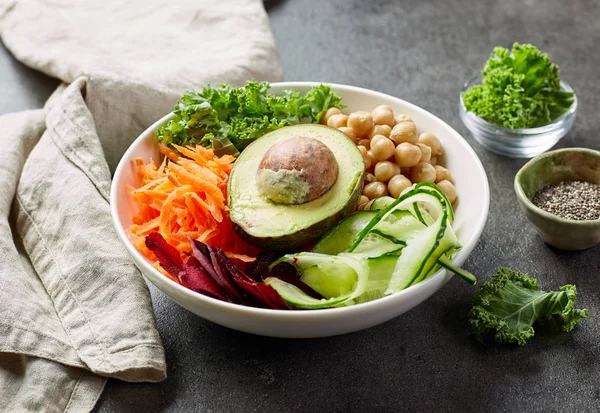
[469,267,588,346]
[463,43,574,129]
[157,80,344,156]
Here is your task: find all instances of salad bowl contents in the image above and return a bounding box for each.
[111,82,489,338]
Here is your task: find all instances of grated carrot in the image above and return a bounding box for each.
[128,144,259,278]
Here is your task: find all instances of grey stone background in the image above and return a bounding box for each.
[2,0,599,411]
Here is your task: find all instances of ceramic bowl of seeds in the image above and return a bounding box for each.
[514,148,600,250]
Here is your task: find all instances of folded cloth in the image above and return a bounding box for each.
[0,0,282,411]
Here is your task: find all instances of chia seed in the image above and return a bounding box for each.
[533,180,600,221]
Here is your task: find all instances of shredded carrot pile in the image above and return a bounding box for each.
[128,144,259,281]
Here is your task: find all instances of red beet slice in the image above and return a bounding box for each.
[215,249,289,310]
[182,257,231,302]
[187,236,219,279]
[206,245,245,304]
[145,233,184,279]
[251,252,281,282]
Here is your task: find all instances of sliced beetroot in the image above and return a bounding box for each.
[187,236,219,279]
[252,252,299,281]
[145,232,185,278]
[251,252,281,282]
[181,257,231,302]
[256,283,291,310]
[148,235,291,309]
[215,249,289,310]
[206,244,245,304]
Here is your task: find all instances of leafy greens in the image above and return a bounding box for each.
[157,81,345,156]
[463,43,574,129]
[469,267,588,346]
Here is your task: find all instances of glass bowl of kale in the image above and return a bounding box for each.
[459,43,577,158]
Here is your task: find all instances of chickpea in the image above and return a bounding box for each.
[388,174,412,198]
[357,139,371,149]
[390,121,418,145]
[394,114,413,125]
[437,180,457,204]
[357,145,371,169]
[417,143,432,163]
[327,114,348,128]
[429,156,437,166]
[338,126,357,142]
[394,142,421,168]
[357,195,370,210]
[365,172,377,183]
[371,105,395,127]
[321,107,341,125]
[363,181,389,199]
[348,111,374,137]
[368,124,392,139]
[370,134,387,147]
[411,162,436,183]
[374,161,401,182]
[418,132,442,155]
[370,137,396,161]
[366,150,377,170]
[434,165,452,183]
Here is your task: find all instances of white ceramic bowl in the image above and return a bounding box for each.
[110,82,489,338]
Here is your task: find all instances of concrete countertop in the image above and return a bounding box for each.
[2,0,599,411]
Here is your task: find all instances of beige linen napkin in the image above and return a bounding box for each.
[0,0,282,412]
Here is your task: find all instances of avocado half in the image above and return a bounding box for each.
[228,124,365,251]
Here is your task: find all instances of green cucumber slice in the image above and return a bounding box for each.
[265,278,350,309]
[273,185,465,309]
[351,255,398,304]
[413,182,454,223]
[369,196,396,211]
[268,252,370,309]
[385,217,445,293]
[437,255,477,285]
[351,232,404,257]
[312,211,376,254]
[349,190,445,253]
[371,230,406,245]
[374,211,426,241]
[386,198,461,292]
[312,210,410,255]
[414,203,435,226]
[412,202,426,225]
[406,218,455,288]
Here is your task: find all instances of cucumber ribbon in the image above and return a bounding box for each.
[267,183,475,309]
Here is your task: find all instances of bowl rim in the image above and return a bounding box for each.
[110,81,490,318]
[514,147,600,224]
[459,73,577,135]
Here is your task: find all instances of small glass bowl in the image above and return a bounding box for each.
[459,74,577,158]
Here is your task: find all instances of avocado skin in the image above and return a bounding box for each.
[233,173,364,251]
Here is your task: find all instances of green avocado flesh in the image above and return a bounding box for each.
[228,124,365,250]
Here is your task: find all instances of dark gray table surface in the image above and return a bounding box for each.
[2,0,600,411]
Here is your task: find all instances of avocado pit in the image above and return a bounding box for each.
[256,136,339,205]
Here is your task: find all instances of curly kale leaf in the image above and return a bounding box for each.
[157,81,345,156]
[301,84,345,123]
[469,267,588,346]
[463,43,574,129]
